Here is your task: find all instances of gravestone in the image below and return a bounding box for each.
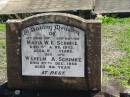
[6,13,101,91]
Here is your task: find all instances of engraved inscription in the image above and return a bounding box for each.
[22,23,85,77]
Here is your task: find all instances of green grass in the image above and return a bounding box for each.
[118,28,130,52]
[0,23,6,82]
[0,24,5,32]
[0,39,5,47]
[102,16,130,86]
[103,59,130,86]
[101,16,130,24]
[0,23,6,47]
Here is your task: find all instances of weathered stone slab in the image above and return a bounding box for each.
[6,13,101,90]
[0,0,93,14]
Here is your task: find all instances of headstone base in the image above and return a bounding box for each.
[0,83,103,97]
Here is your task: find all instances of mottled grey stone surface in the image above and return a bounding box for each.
[0,0,93,14]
